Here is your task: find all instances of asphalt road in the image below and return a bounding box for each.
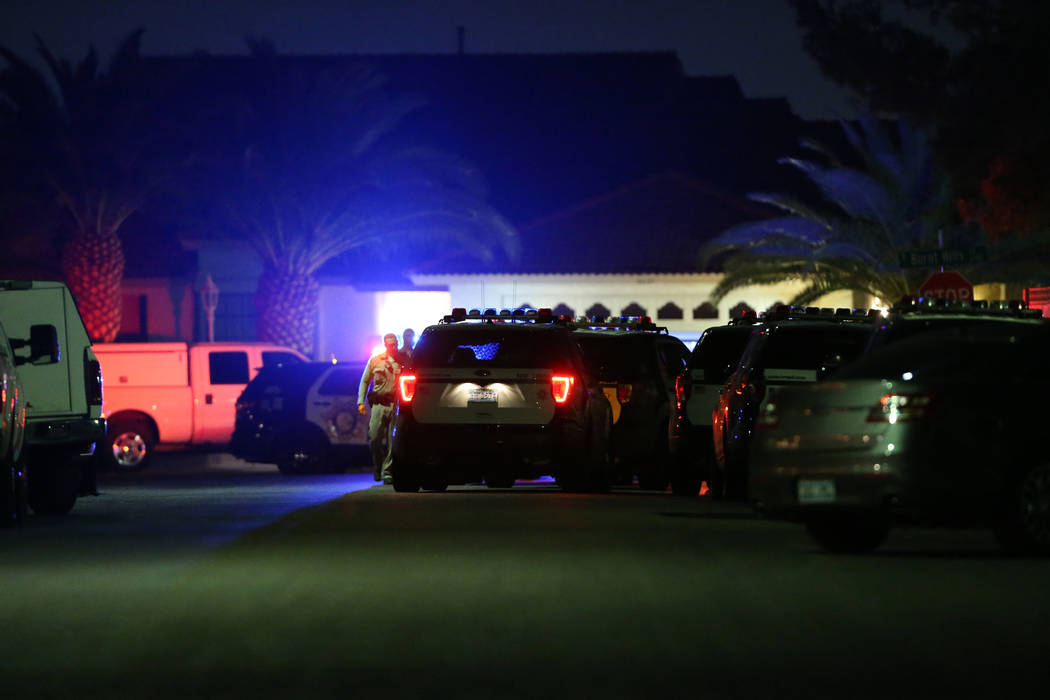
[3,452,1049,699]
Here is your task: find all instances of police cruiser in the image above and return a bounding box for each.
[389,307,613,493]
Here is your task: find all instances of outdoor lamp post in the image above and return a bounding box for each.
[201,274,219,342]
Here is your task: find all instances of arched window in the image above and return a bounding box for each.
[692,302,718,319]
[552,303,575,318]
[621,302,647,317]
[585,303,611,320]
[729,301,755,320]
[656,302,683,320]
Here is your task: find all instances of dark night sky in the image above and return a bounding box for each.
[3,0,865,119]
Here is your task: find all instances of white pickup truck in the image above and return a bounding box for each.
[93,342,307,470]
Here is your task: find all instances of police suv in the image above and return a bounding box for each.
[570,316,690,491]
[389,307,613,493]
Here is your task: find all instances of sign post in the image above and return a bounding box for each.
[918,271,973,301]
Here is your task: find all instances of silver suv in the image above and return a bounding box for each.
[750,299,1050,553]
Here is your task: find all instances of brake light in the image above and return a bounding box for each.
[84,355,103,407]
[617,382,633,404]
[674,374,689,409]
[867,393,934,423]
[551,375,574,403]
[399,374,417,402]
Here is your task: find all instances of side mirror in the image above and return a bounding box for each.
[29,324,60,365]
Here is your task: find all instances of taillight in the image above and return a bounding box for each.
[867,393,934,423]
[84,355,103,406]
[399,374,417,402]
[617,382,633,404]
[551,375,574,404]
[674,374,690,409]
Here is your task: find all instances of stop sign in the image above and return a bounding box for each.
[919,271,974,301]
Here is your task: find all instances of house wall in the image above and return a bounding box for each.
[117,278,195,341]
[316,286,451,362]
[410,272,856,347]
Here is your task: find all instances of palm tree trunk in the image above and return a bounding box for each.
[61,229,125,342]
[255,265,320,356]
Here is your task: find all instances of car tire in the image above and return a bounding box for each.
[670,455,704,497]
[421,474,449,491]
[707,462,725,501]
[102,417,156,472]
[993,463,1050,555]
[804,512,891,554]
[392,466,421,493]
[276,425,330,475]
[636,423,670,492]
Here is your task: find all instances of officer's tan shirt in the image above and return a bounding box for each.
[358,351,402,405]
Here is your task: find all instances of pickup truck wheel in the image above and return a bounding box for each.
[104,419,155,472]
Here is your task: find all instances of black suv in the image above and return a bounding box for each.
[231,361,369,474]
[711,307,877,500]
[390,308,613,493]
[669,314,758,497]
[570,317,690,491]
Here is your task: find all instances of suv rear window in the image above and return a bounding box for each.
[867,316,1045,353]
[413,327,576,368]
[759,325,871,369]
[690,326,752,383]
[837,325,1050,381]
[574,334,651,381]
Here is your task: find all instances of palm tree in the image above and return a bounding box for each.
[0,31,166,341]
[202,39,519,355]
[702,116,1050,307]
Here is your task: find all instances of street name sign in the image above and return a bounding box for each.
[899,247,988,269]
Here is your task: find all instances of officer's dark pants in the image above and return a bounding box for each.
[368,402,395,480]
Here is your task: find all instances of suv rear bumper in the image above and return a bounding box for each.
[393,412,585,467]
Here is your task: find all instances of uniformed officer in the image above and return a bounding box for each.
[358,333,402,483]
[399,328,415,364]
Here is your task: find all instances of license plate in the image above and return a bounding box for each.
[797,479,836,504]
[468,388,498,404]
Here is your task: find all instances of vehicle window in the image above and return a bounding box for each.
[574,335,646,381]
[867,317,1044,354]
[760,326,871,370]
[413,328,574,369]
[836,326,1050,381]
[318,369,358,396]
[209,351,250,384]
[658,341,688,373]
[690,327,752,383]
[240,363,330,400]
[263,351,303,367]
